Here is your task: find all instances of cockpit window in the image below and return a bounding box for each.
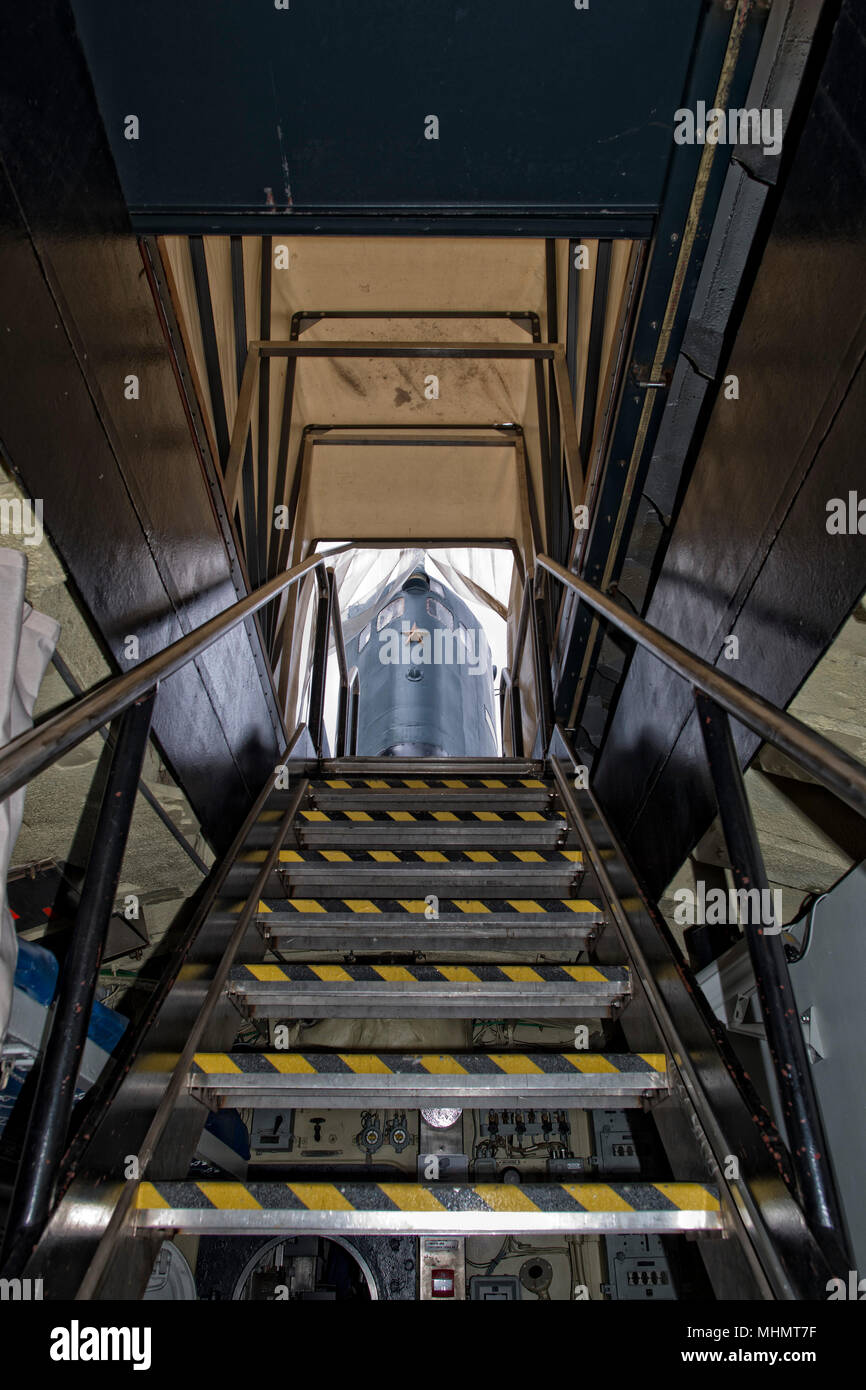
[358,622,372,651]
[426,596,453,629]
[376,597,404,631]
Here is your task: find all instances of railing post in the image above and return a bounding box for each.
[531,583,555,755]
[499,669,523,758]
[506,580,534,759]
[694,690,847,1252]
[336,684,350,758]
[499,667,508,751]
[0,688,156,1272]
[307,567,332,757]
[347,668,360,756]
[329,569,351,757]
[510,681,523,758]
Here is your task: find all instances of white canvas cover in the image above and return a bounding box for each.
[0,550,60,1046]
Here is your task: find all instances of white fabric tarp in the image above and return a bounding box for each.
[0,549,60,1046]
[293,545,514,751]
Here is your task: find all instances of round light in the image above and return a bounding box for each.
[421,1108,463,1129]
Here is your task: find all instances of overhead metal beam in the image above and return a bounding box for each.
[229,234,259,582]
[252,339,565,359]
[257,236,272,589]
[189,236,230,465]
[578,239,612,467]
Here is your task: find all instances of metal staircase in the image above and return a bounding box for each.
[124,755,721,1251]
[1,550,863,1301]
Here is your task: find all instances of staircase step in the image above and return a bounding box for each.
[297,777,554,813]
[268,848,583,866]
[257,908,603,954]
[134,1179,721,1236]
[234,846,585,899]
[247,806,576,850]
[321,758,545,777]
[316,775,550,791]
[255,894,602,916]
[188,1050,667,1109]
[226,962,630,1018]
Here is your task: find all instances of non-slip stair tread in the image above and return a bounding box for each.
[296,808,567,824]
[258,910,603,927]
[224,873,593,903]
[314,775,550,790]
[253,896,604,915]
[250,807,575,849]
[134,1180,722,1234]
[138,1178,716,1211]
[297,788,555,811]
[321,758,544,774]
[240,848,584,864]
[257,911,604,954]
[226,963,629,1017]
[229,962,627,982]
[226,860,588,896]
[189,1049,665,1074]
[186,1049,668,1108]
[294,826,578,849]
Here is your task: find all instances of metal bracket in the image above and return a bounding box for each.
[800,1007,825,1065]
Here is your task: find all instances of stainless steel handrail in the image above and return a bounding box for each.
[537,553,866,816]
[0,553,325,802]
[539,551,862,1256]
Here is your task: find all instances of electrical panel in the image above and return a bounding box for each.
[469,1276,521,1300]
[249,1109,419,1169]
[602,1235,676,1300]
[592,1110,643,1174]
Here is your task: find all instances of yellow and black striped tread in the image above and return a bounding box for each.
[314,776,549,790]
[250,896,603,916]
[240,848,583,865]
[190,1050,664,1076]
[229,962,627,984]
[289,807,567,825]
[136,1180,720,1218]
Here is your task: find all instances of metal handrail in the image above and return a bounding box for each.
[338,665,360,758]
[0,692,156,1268]
[529,579,555,754]
[0,553,326,804]
[50,649,209,875]
[0,546,353,1269]
[536,554,866,816]
[538,551,862,1254]
[500,571,556,759]
[76,773,313,1300]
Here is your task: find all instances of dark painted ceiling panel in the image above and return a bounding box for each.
[70,0,703,215]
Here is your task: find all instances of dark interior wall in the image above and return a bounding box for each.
[593,0,866,899]
[0,4,282,852]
